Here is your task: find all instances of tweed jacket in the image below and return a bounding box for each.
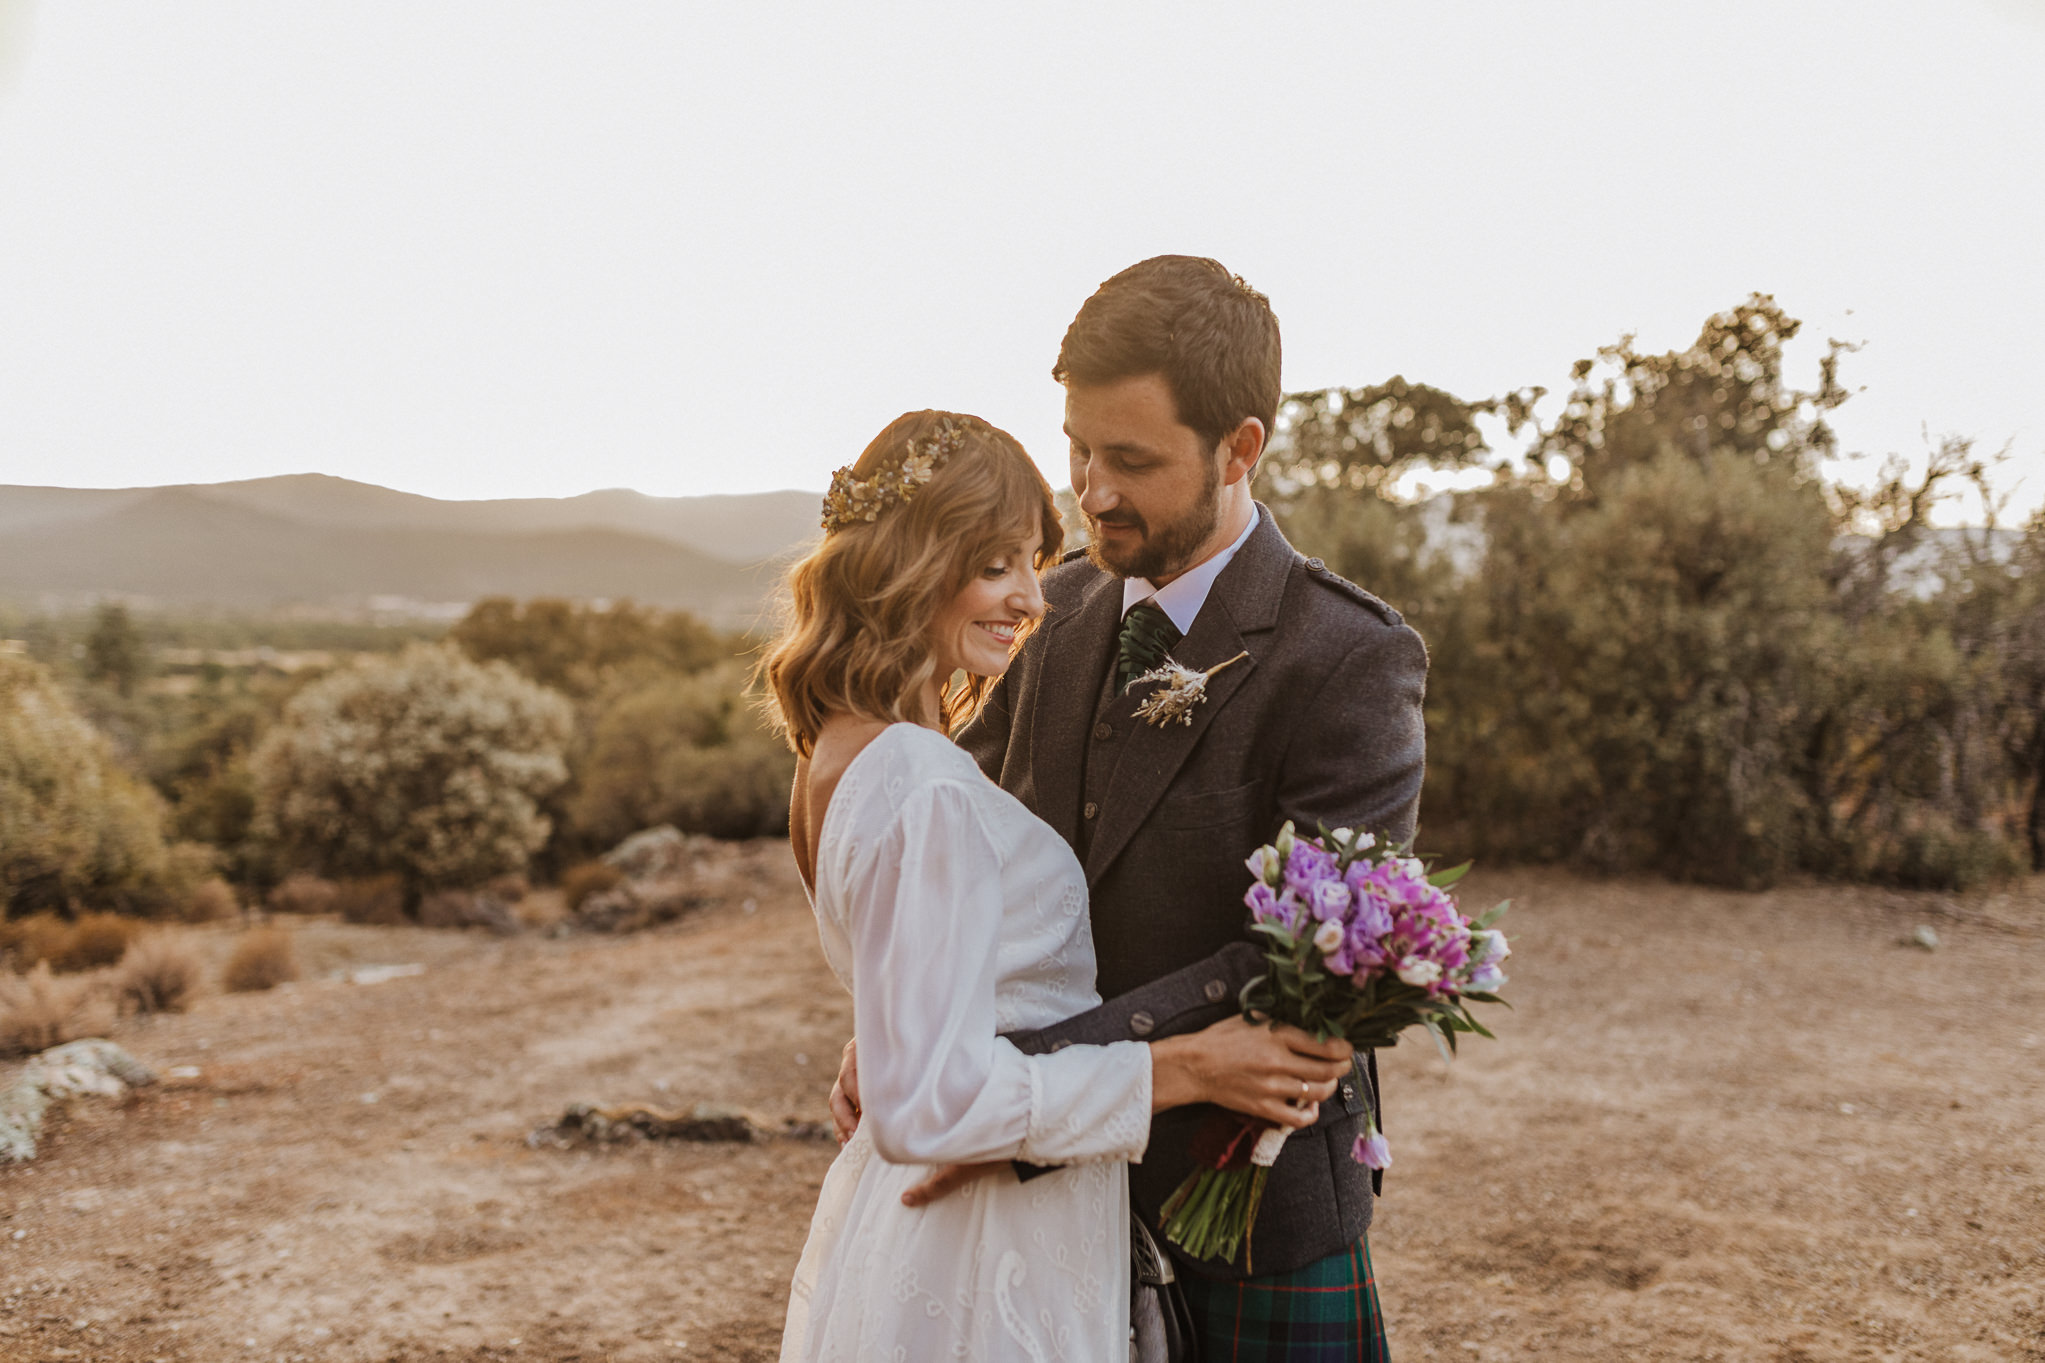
[963,503,1428,1279]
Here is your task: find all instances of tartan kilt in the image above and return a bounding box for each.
[1177,1235,1389,1362]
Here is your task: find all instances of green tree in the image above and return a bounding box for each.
[84,603,145,697]
[568,664,793,844]
[251,644,574,899]
[0,655,178,915]
[449,597,728,699]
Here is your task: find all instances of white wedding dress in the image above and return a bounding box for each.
[780,722,1153,1363]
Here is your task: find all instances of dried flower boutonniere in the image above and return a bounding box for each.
[1129,651,1251,728]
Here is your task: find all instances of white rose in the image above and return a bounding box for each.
[1313,920,1345,955]
[1396,956,1443,988]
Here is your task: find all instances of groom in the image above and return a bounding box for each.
[844,255,1427,1357]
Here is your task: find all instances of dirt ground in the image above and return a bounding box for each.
[3,850,2042,1362]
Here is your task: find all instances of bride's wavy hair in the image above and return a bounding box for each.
[762,410,1063,758]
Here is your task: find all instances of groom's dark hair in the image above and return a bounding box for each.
[1053,255,1282,451]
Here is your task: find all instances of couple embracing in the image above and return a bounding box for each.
[764,255,1428,1361]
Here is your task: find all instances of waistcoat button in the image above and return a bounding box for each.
[1083,802,1098,820]
[1093,722,1114,741]
[1203,978,1228,1003]
[1128,1011,1155,1037]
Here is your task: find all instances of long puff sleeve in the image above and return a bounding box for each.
[846,775,1152,1168]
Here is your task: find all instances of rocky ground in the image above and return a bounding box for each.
[2,851,2041,1362]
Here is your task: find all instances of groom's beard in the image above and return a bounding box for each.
[1083,459,1223,582]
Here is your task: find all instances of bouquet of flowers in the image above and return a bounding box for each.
[1159,821,1510,1266]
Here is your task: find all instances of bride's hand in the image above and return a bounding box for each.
[1149,1016,1352,1128]
[829,1038,861,1143]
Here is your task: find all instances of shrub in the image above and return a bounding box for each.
[267,873,339,916]
[51,913,138,974]
[0,961,114,1056]
[0,913,71,972]
[115,934,202,1014]
[331,875,405,925]
[221,927,299,993]
[559,861,623,912]
[0,655,178,915]
[183,878,239,923]
[251,644,573,894]
[568,665,794,844]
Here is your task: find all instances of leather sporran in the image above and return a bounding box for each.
[1130,1210,1199,1363]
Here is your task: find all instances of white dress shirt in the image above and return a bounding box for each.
[1120,510,1259,633]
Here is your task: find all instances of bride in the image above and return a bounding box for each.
[765,410,1350,1361]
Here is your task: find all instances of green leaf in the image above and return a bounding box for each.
[1427,860,1473,889]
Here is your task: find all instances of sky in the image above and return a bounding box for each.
[0,1,2040,524]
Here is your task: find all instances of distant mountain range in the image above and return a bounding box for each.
[0,474,825,626]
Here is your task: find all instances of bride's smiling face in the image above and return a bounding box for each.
[929,528,1047,679]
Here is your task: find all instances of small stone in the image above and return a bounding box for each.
[1910,924,1941,950]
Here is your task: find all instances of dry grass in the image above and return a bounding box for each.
[560,860,623,911]
[268,873,339,916]
[0,913,71,972]
[51,913,139,973]
[332,875,406,925]
[0,912,141,975]
[115,933,204,1014]
[182,877,240,923]
[0,959,114,1056]
[220,926,301,993]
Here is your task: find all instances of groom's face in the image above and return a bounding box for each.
[1063,373,1223,584]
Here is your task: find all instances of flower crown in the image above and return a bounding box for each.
[820,417,971,533]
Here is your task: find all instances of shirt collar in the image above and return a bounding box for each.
[1120,510,1259,634]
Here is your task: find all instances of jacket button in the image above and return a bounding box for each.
[1203,979,1228,1002]
[1083,802,1098,820]
[1093,722,1114,741]
[1128,1011,1155,1037]
[1305,557,1326,572]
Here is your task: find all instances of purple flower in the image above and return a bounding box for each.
[1246,881,1282,923]
[1245,845,1281,886]
[1352,1122,1392,1170]
[1307,878,1352,922]
[1466,963,1506,993]
[1282,841,1338,899]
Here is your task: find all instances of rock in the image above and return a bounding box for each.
[417,889,521,935]
[1910,924,1941,950]
[526,1100,833,1149]
[571,879,706,934]
[602,826,704,881]
[0,1039,156,1164]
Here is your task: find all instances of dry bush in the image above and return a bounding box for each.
[268,873,339,916]
[483,872,530,902]
[221,927,300,993]
[182,878,239,923]
[332,875,405,925]
[0,961,115,1056]
[560,861,623,912]
[52,913,139,974]
[0,913,71,972]
[116,934,203,1015]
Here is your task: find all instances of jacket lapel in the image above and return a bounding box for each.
[1028,568,1124,848]
[1082,507,1295,885]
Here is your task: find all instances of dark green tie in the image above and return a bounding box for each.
[1115,600,1183,693]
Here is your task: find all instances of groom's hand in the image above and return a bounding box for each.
[1151,1016,1353,1128]
[829,1038,861,1143]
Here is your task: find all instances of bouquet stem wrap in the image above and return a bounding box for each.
[1157,822,1509,1268]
